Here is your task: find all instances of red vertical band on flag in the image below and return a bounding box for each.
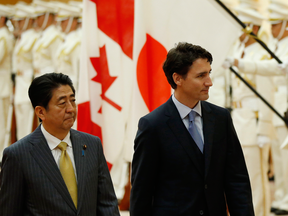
[77,101,102,140]
[91,0,134,59]
[136,34,171,112]
[77,102,112,170]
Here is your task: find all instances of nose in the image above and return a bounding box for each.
[66,101,76,113]
[205,76,213,87]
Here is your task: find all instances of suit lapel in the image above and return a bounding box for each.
[29,126,77,212]
[165,98,204,176]
[201,101,216,179]
[70,130,86,213]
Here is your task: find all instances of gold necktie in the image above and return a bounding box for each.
[58,141,77,208]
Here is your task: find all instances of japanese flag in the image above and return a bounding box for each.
[124,0,241,162]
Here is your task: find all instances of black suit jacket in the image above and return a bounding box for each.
[130,97,254,216]
[0,125,120,216]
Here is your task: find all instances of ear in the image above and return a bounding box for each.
[35,106,46,122]
[172,72,182,87]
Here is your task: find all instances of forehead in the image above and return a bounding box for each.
[190,58,211,71]
[51,85,74,99]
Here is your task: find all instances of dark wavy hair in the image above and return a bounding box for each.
[162,42,213,89]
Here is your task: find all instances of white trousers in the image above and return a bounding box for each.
[0,97,10,160]
[271,126,288,210]
[15,102,34,140]
[242,144,270,216]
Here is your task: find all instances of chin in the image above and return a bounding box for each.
[200,95,209,101]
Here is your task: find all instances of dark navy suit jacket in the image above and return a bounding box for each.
[0,125,120,216]
[130,97,254,216]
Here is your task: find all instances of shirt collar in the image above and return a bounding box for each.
[41,124,72,151]
[172,94,202,120]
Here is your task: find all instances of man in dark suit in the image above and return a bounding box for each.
[130,42,254,216]
[0,73,120,216]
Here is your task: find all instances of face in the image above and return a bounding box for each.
[18,19,26,31]
[174,58,212,107]
[0,17,6,26]
[60,18,77,33]
[18,18,33,31]
[39,85,76,139]
[271,22,283,38]
[60,19,69,32]
[36,14,45,28]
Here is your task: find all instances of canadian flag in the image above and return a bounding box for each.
[77,0,134,170]
[78,0,241,166]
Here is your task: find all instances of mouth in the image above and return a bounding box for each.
[65,116,74,121]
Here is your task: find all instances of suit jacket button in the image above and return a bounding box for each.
[199,210,204,215]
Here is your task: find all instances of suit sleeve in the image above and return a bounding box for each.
[130,117,160,216]
[223,109,255,216]
[96,140,120,216]
[0,148,25,216]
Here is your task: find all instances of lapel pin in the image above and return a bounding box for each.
[82,145,87,156]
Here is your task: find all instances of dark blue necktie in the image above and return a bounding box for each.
[188,111,204,153]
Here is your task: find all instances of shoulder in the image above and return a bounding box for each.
[202,100,230,117]
[70,129,102,145]
[141,99,170,122]
[3,133,33,157]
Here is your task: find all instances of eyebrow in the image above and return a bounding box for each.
[57,94,75,102]
[197,70,211,75]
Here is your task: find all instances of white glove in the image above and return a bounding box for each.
[257,135,270,148]
[277,61,288,74]
[222,57,235,69]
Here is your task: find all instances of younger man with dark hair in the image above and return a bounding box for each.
[130,42,254,216]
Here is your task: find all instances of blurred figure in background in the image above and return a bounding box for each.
[32,0,63,78]
[224,0,288,214]
[0,5,15,160]
[12,4,40,140]
[223,4,273,215]
[55,2,81,93]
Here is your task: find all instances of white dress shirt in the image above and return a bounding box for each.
[41,124,77,177]
[172,94,204,142]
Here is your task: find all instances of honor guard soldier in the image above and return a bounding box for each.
[0,5,15,159]
[68,1,82,39]
[12,4,40,140]
[224,0,288,214]
[208,0,239,108]
[55,3,81,92]
[223,3,273,216]
[32,0,63,77]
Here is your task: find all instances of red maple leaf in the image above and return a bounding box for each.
[90,45,122,112]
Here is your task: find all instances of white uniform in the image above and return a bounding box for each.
[55,30,80,91]
[0,26,14,158]
[240,36,288,211]
[232,41,273,216]
[33,24,63,76]
[13,29,40,140]
[208,40,241,108]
